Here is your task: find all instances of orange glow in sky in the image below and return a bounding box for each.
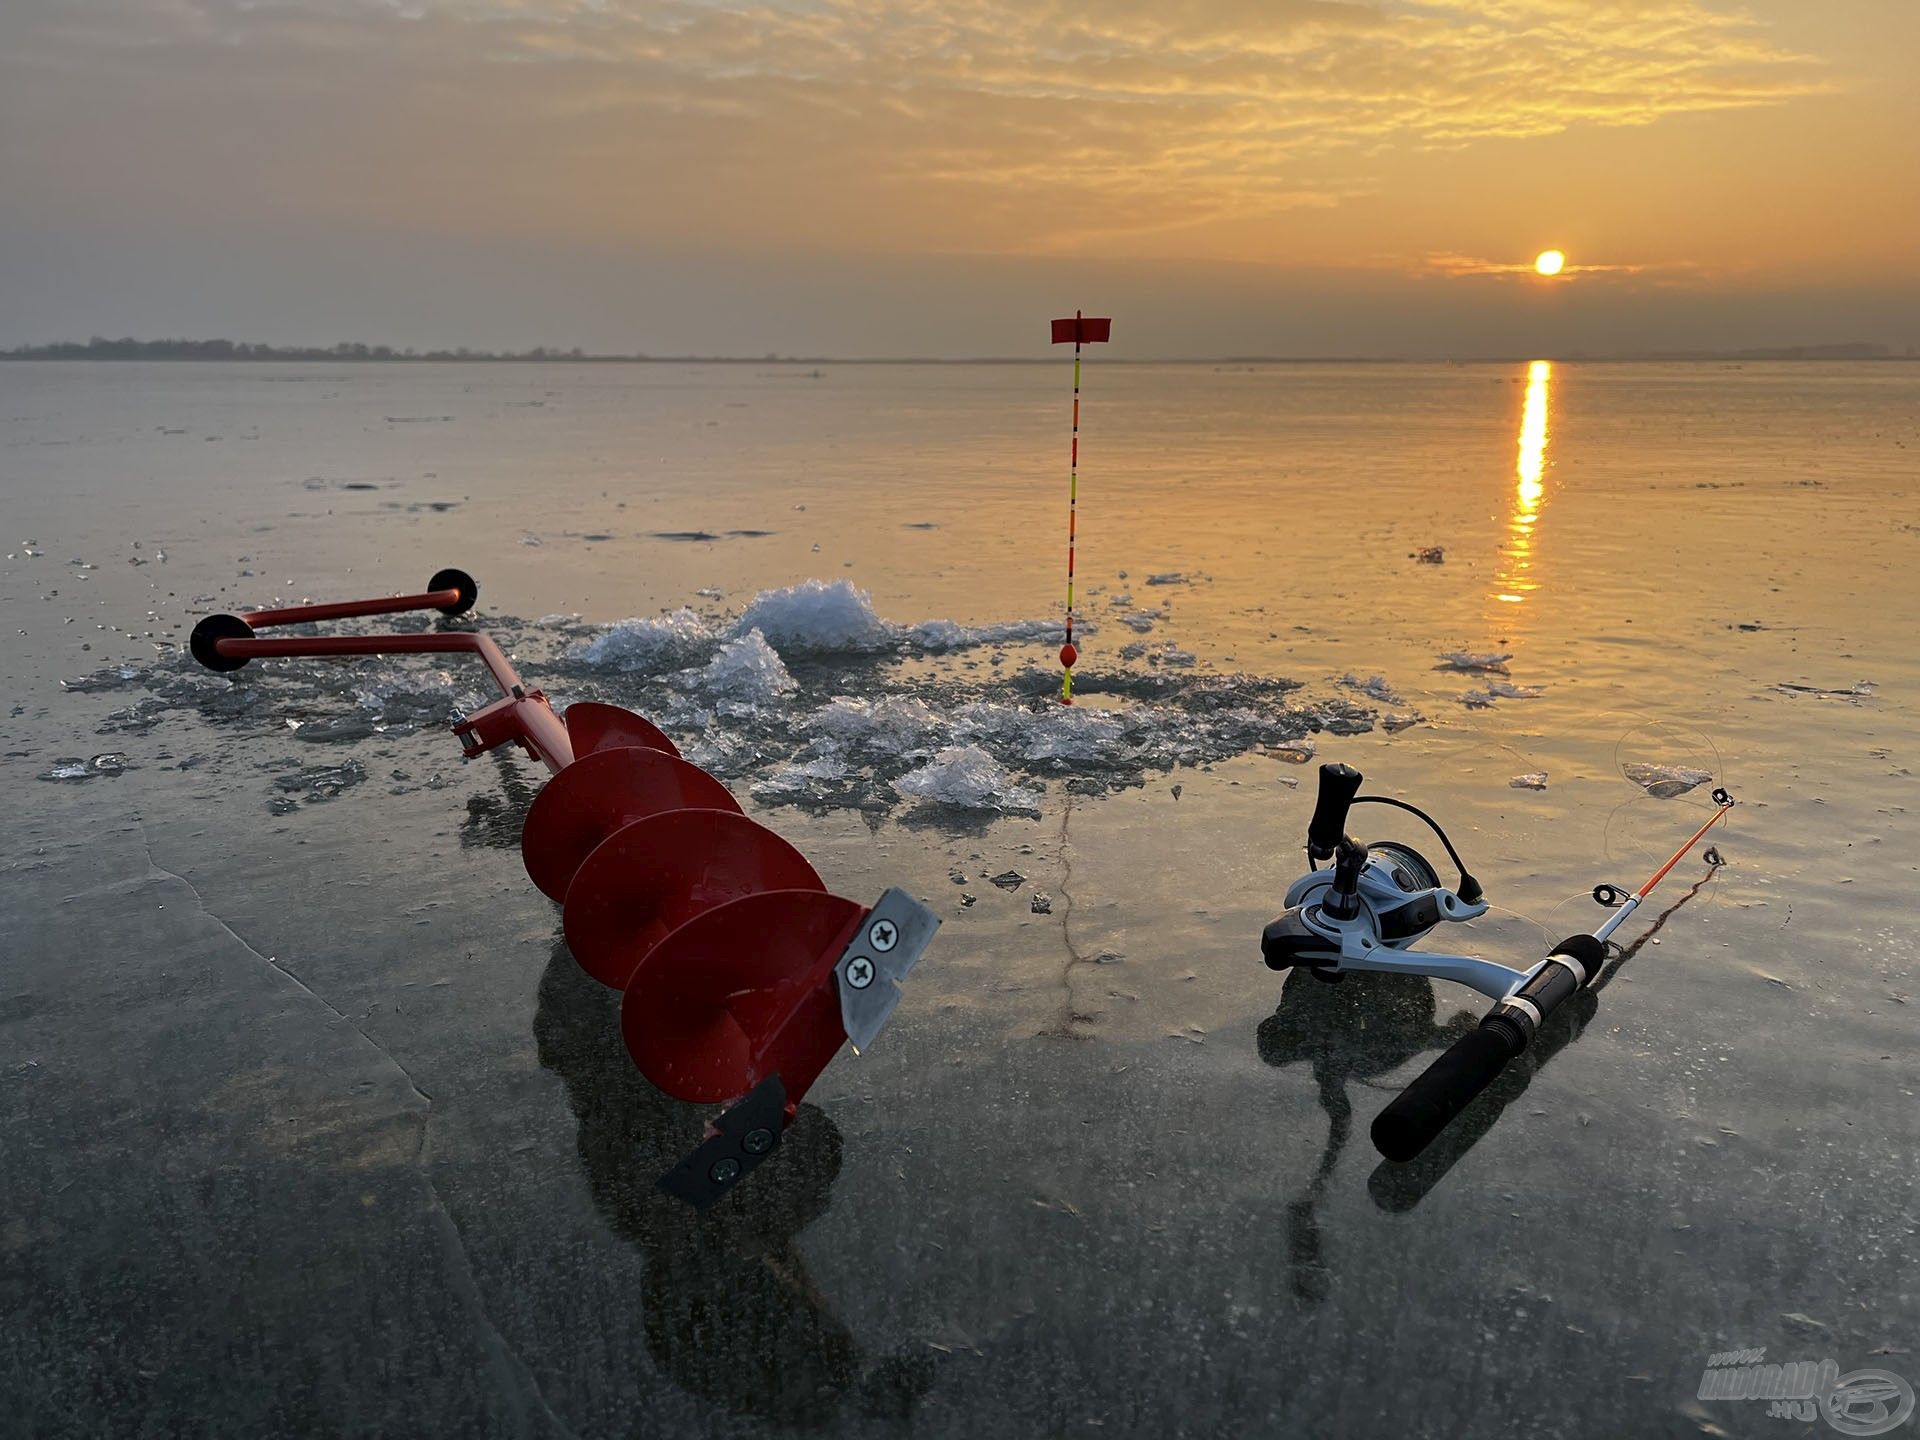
[1,0,1916,353]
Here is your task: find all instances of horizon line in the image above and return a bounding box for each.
[3,338,1911,366]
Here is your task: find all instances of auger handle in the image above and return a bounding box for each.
[239,568,478,628]
[1371,933,1605,1162]
[1307,762,1363,860]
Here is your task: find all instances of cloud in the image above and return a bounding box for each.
[0,0,1833,261]
[1421,252,1669,278]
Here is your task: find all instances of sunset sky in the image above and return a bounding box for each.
[2,0,1915,356]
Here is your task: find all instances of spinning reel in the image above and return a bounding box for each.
[1265,763,1734,1163]
[1262,762,1519,1001]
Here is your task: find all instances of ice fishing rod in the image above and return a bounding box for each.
[1261,762,1734,1162]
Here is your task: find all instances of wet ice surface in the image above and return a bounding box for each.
[4,361,1919,1439]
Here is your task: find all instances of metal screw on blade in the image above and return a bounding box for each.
[743,1128,774,1156]
[709,1157,740,1185]
[846,955,875,989]
[868,919,899,952]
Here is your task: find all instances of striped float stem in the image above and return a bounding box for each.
[1062,315,1083,704]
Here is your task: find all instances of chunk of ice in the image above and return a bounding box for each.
[893,746,1040,815]
[1622,762,1715,799]
[1338,673,1401,704]
[693,630,797,702]
[908,617,1061,651]
[734,579,895,652]
[1462,681,1544,707]
[1436,651,1512,674]
[567,608,714,673]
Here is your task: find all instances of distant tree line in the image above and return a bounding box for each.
[4,336,1909,365]
[0,337,610,362]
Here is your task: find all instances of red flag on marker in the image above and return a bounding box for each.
[1051,316,1112,345]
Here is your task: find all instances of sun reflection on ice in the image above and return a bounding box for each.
[1494,359,1550,607]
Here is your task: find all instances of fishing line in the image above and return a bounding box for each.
[1600,717,1737,919]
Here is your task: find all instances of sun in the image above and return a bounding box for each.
[1534,249,1566,277]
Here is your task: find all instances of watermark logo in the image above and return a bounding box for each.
[1698,1349,1914,1436]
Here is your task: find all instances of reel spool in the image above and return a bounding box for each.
[1366,841,1442,898]
[1279,837,1449,957]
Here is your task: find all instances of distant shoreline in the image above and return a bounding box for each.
[2,339,1911,366]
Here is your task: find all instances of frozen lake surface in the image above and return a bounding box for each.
[3,360,1917,1437]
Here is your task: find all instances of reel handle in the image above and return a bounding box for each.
[1307,763,1363,860]
[1371,934,1605,1162]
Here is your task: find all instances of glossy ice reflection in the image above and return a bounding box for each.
[4,359,1917,1440]
[1494,359,1550,608]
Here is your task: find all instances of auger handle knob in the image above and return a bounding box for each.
[1307,762,1363,860]
[189,613,257,672]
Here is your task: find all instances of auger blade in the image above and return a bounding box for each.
[562,808,825,989]
[622,889,865,1105]
[834,887,941,1052]
[656,1074,789,1209]
[563,700,680,760]
[520,745,741,902]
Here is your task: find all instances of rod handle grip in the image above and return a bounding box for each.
[1307,763,1363,859]
[1372,934,1605,1161]
[1371,1023,1522,1163]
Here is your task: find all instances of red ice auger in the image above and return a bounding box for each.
[191,570,940,1207]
